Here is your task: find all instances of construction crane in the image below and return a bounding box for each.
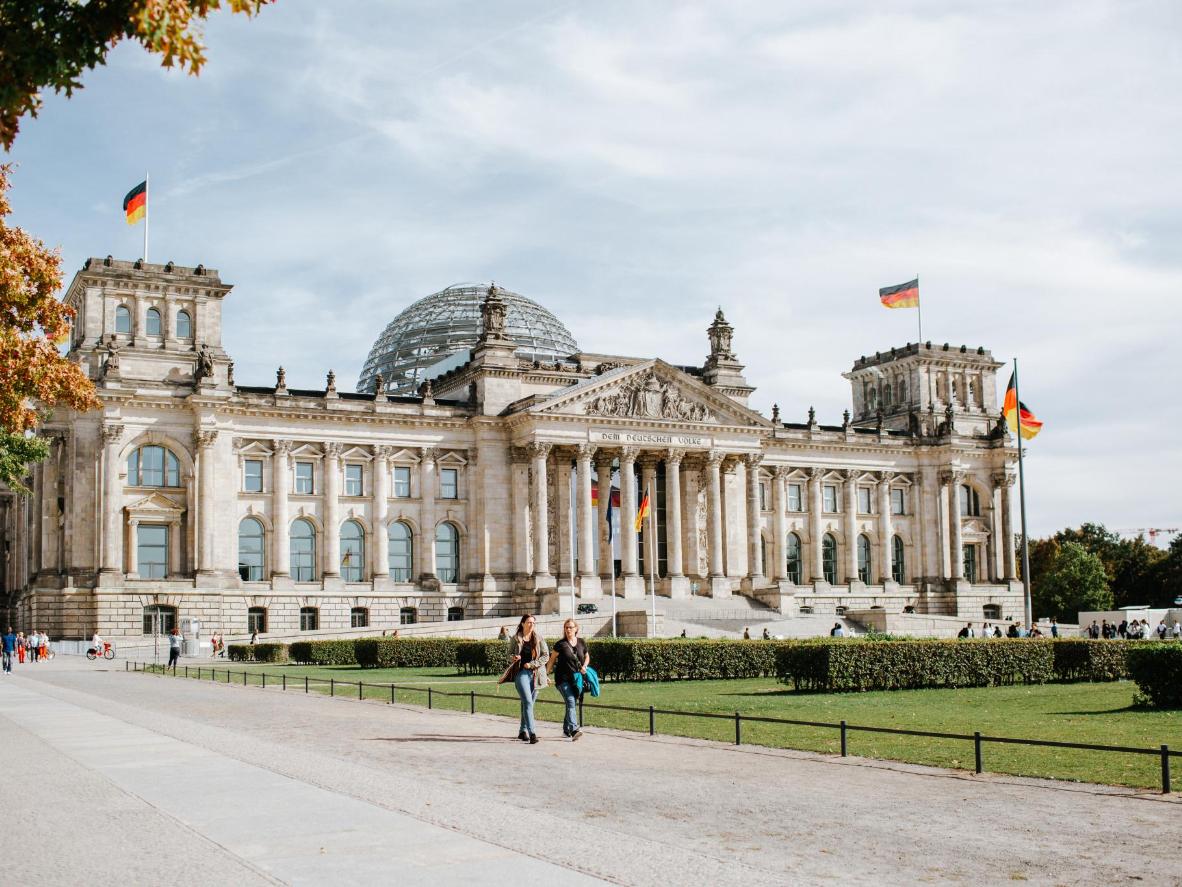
[1114,527,1180,545]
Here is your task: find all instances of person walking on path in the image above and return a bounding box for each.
[2,627,15,674]
[508,614,548,744]
[167,627,182,673]
[15,631,25,664]
[38,630,48,661]
[550,618,589,741]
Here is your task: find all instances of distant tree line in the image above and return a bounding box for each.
[1023,523,1182,622]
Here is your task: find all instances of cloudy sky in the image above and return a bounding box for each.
[8,0,1181,538]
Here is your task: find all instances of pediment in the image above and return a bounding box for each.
[125,491,185,519]
[530,360,768,428]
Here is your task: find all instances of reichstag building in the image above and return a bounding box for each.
[0,258,1022,638]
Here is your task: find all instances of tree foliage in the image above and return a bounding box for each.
[1033,541,1113,622]
[0,0,274,149]
[0,164,100,489]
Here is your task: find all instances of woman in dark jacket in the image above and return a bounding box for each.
[508,614,548,744]
[549,618,589,741]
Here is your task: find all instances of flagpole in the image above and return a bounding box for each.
[648,490,657,637]
[1013,357,1033,628]
[143,170,149,263]
[915,273,922,344]
[569,467,577,618]
[608,465,618,638]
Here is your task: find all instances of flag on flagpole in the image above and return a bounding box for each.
[1003,372,1043,440]
[634,487,651,533]
[606,485,615,542]
[123,180,147,225]
[879,278,919,309]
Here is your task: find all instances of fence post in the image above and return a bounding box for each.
[1163,745,1171,794]
[305,675,308,694]
[579,695,585,727]
[649,705,655,736]
[330,679,334,698]
[840,720,848,757]
[975,732,983,774]
[359,681,364,701]
[428,687,433,709]
[197,667,201,680]
[226,669,230,684]
[243,671,247,686]
[734,711,741,746]
[470,690,475,714]
[262,673,266,690]
[282,674,286,691]
[391,684,395,705]
[125,661,128,672]
[185,665,189,679]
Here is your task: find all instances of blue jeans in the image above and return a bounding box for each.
[557,681,579,735]
[513,668,537,735]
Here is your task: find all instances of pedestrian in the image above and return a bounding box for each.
[1050,619,1059,638]
[981,623,989,639]
[831,622,845,637]
[743,627,751,640]
[2,627,15,674]
[1157,620,1168,640]
[1173,621,1181,640]
[166,627,182,673]
[507,614,548,744]
[549,618,589,741]
[29,629,41,662]
[15,631,25,664]
[957,623,970,639]
[38,631,48,661]
[497,625,508,640]
[250,629,258,645]
[762,627,771,640]
[993,625,1003,638]
[679,629,687,638]
[209,632,219,658]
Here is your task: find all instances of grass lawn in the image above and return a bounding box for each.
[157,660,1177,790]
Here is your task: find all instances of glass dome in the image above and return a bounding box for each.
[357,283,580,395]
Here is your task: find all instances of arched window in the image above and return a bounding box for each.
[247,606,267,634]
[960,484,981,517]
[435,522,459,583]
[238,517,265,581]
[299,606,319,631]
[399,606,417,625]
[388,521,413,581]
[115,305,132,334]
[822,533,837,584]
[340,519,364,582]
[785,532,802,584]
[897,378,907,404]
[892,535,906,583]
[350,606,369,628]
[857,534,871,582]
[142,604,176,636]
[176,310,192,338]
[447,606,464,622]
[127,445,181,487]
[146,307,162,336]
[290,518,316,581]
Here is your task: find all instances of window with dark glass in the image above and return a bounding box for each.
[146,307,161,336]
[891,488,905,515]
[822,533,837,584]
[350,607,369,628]
[960,484,981,517]
[388,521,413,581]
[248,607,267,635]
[238,518,265,581]
[294,462,314,494]
[115,305,132,334]
[892,535,906,583]
[299,606,319,631]
[345,464,363,497]
[176,310,192,338]
[291,518,316,581]
[393,466,411,497]
[785,533,802,584]
[340,520,364,582]
[440,467,458,499]
[447,607,464,622]
[128,446,181,487]
[436,522,459,582]
[857,534,871,582]
[244,459,263,492]
[399,606,417,625]
[963,544,978,582]
[136,524,169,578]
[142,604,177,636]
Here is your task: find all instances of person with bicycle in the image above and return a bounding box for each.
[90,630,103,658]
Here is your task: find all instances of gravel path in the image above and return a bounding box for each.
[3,659,1177,886]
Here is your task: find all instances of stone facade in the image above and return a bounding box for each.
[0,259,1024,638]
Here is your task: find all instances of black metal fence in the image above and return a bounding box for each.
[128,660,1176,794]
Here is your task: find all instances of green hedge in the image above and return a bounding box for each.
[776,639,1055,692]
[356,637,464,668]
[1052,639,1128,682]
[288,639,360,665]
[225,642,289,663]
[1126,644,1182,708]
[588,639,781,681]
[456,639,513,675]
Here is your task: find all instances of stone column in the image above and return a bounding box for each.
[995,472,1017,580]
[619,447,639,578]
[943,470,964,580]
[744,454,764,584]
[100,424,125,573]
[323,443,341,578]
[420,447,438,579]
[595,452,614,580]
[843,469,859,583]
[126,518,140,578]
[808,467,824,582]
[372,446,390,579]
[771,466,787,581]
[196,429,218,574]
[510,447,531,576]
[878,471,894,584]
[529,442,552,582]
[576,445,596,578]
[664,450,684,579]
[271,440,291,578]
[556,452,574,584]
[639,456,658,578]
[683,459,704,578]
[705,451,725,578]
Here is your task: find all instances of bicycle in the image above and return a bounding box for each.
[86,642,115,661]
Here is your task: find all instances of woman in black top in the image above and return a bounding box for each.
[550,618,589,741]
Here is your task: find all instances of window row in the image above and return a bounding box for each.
[139,604,464,636]
[782,532,907,584]
[245,460,459,499]
[238,518,461,583]
[114,304,192,338]
[757,482,909,515]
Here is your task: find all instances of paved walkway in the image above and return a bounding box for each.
[1,659,1177,886]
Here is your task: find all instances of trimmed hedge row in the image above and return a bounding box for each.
[1051,639,1128,682]
[1126,644,1182,708]
[226,643,289,663]
[288,639,359,665]
[588,639,781,682]
[776,639,1056,692]
[456,639,513,675]
[356,637,464,668]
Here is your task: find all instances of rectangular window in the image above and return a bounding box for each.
[248,608,267,634]
[393,466,411,498]
[137,524,169,579]
[759,483,768,511]
[857,487,872,514]
[350,607,368,628]
[294,462,314,494]
[822,484,838,513]
[787,483,802,512]
[345,463,363,497]
[891,488,905,515]
[440,467,458,499]
[299,607,318,631]
[244,459,263,493]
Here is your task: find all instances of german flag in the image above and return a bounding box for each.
[634,487,651,533]
[123,180,147,225]
[879,278,919,309]
[1003,372,1043,440]
[591,483,620,508]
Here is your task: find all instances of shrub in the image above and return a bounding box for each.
[1051,640,1128,682]
[588,639,781,682]
[226,644,253,662]
[776,639,1055,692]
[355,637,464,669]
[226,643,289,663]
[1126,644,1182,708]
[456,639,512,675]
[288,639,359,665]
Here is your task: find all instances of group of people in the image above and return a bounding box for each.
[957,621,1057,638]
[1,628,50,673]
[208,632,226,657]
[1086,618,1182,640]
[501,615,594,744]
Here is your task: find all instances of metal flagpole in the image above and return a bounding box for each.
[1013,358,1033,628]
[143,171,149,263]
[569,466,577,617]
[608,465,618,638]
[915,273,922,344]
[647,489,657,637]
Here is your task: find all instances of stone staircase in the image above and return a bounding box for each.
[662,595,860,639]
